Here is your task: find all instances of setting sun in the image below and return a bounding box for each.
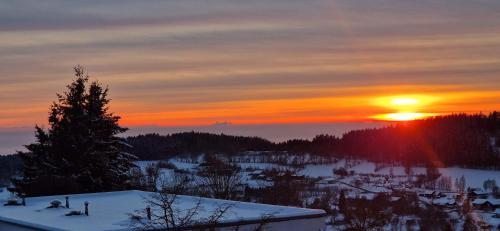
[371,95,439,121]
[372,112,433,121]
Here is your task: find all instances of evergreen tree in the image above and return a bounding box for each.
[426,164,438,178]
[12,66,136,196]
[482,179,497,193]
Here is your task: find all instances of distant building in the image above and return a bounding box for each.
[316,178,337,185]
[467,188,488,199]
[419,190,446,199]
[472,198,500,211]
[0,190,326,231]
[431,197,457,209]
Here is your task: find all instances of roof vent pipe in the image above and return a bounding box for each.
[146,206,151,220]
[65,196,69,208]
[84,201,89,216]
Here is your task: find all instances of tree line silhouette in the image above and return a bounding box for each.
[125,112,500,169]
[124,132,274,160]
[331,113,500,168]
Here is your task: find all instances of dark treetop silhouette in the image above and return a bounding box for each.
[12,66,136,196]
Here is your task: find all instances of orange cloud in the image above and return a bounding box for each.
[1,1,500,129]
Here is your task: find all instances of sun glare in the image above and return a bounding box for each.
[381,112,425,121]
[371,95,439,121]
[371,112,437,121]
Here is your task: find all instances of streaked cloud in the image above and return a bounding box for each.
[1,0,500,152]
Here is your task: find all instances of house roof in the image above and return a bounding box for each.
[472,199,487,205]
[0,190,326,231]
[472,198,500,206]
[432,197,456,206]
[249,170,263,174]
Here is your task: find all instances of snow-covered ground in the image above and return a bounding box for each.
[140,158,499,189]
[300,161,500,188]
[473,211,500,230]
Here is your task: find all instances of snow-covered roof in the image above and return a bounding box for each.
[472,199,487,205]
[0,190,326,231]
[390,196,401,202]
[249,169,264,175]
[432,197,455,206]
[472,198,500,205]
[316,178,337,184]
[469,189,488,195]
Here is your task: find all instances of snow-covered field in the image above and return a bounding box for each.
[300,161,500,188]
[137,157,500,189]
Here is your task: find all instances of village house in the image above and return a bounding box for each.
[472,198,500,211]
[431,197,457,209]
[418,190,446,199]
[467,188,489,199]
[0,190,326,231]
[316,177,337,185]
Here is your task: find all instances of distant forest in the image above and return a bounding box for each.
[125,112,500,169]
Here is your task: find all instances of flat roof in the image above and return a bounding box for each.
[0,190,325,231]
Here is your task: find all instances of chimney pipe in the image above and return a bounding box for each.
[146,206,151,220]
[65,196,69,208]
[84,201,89,216]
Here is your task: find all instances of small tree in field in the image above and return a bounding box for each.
[344,195,391,230]
[12,66,136,196]
[261,168,304,207]
[197,154,244,200]
[455,175,466,192]
[424,163,441,189]
[483,179,497,193]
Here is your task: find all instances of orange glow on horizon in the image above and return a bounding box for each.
[1,87,499,128]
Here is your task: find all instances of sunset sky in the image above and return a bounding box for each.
[1,0,500,153]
